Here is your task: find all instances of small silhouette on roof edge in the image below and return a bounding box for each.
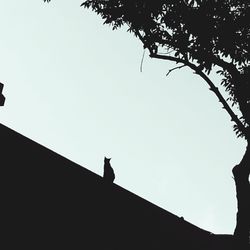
[103,156,115,183]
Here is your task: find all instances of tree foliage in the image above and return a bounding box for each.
[45,0,250,139]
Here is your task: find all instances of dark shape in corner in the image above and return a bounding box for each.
[103,156,115,183]
[0,83,5,106]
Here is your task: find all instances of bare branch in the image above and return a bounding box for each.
[140,49,146,73]
[166,65,186,76]
[150,53,247,137]
[150,53,189,65]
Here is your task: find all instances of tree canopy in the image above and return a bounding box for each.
[80,0,250,139]
[44,0,250,139]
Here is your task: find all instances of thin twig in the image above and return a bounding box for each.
[166,65,186,76]
[140,48,146,72]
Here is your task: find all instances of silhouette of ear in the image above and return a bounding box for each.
[104,157,111,161]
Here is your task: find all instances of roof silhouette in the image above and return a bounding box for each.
[1,123,234,249]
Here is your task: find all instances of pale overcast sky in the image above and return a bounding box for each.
[0,1,247,234]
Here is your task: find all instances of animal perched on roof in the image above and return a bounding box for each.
[103,157,115,183]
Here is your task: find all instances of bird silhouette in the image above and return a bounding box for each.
[103,157,115,183]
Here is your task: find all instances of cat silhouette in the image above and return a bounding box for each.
[103,157,115,183]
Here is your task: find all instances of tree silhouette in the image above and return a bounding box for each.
[44,0,250,248]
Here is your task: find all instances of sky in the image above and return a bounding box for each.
[0,0,247,234]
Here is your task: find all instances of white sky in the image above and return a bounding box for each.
[0,0,247,234]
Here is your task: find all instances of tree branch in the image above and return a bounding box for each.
[166,65,186,76]
[150,53,190,65]
[150,53,247,137]
[212,55,240,76]
[131,27,247,136]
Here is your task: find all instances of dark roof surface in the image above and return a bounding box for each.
[1,123,234,249]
